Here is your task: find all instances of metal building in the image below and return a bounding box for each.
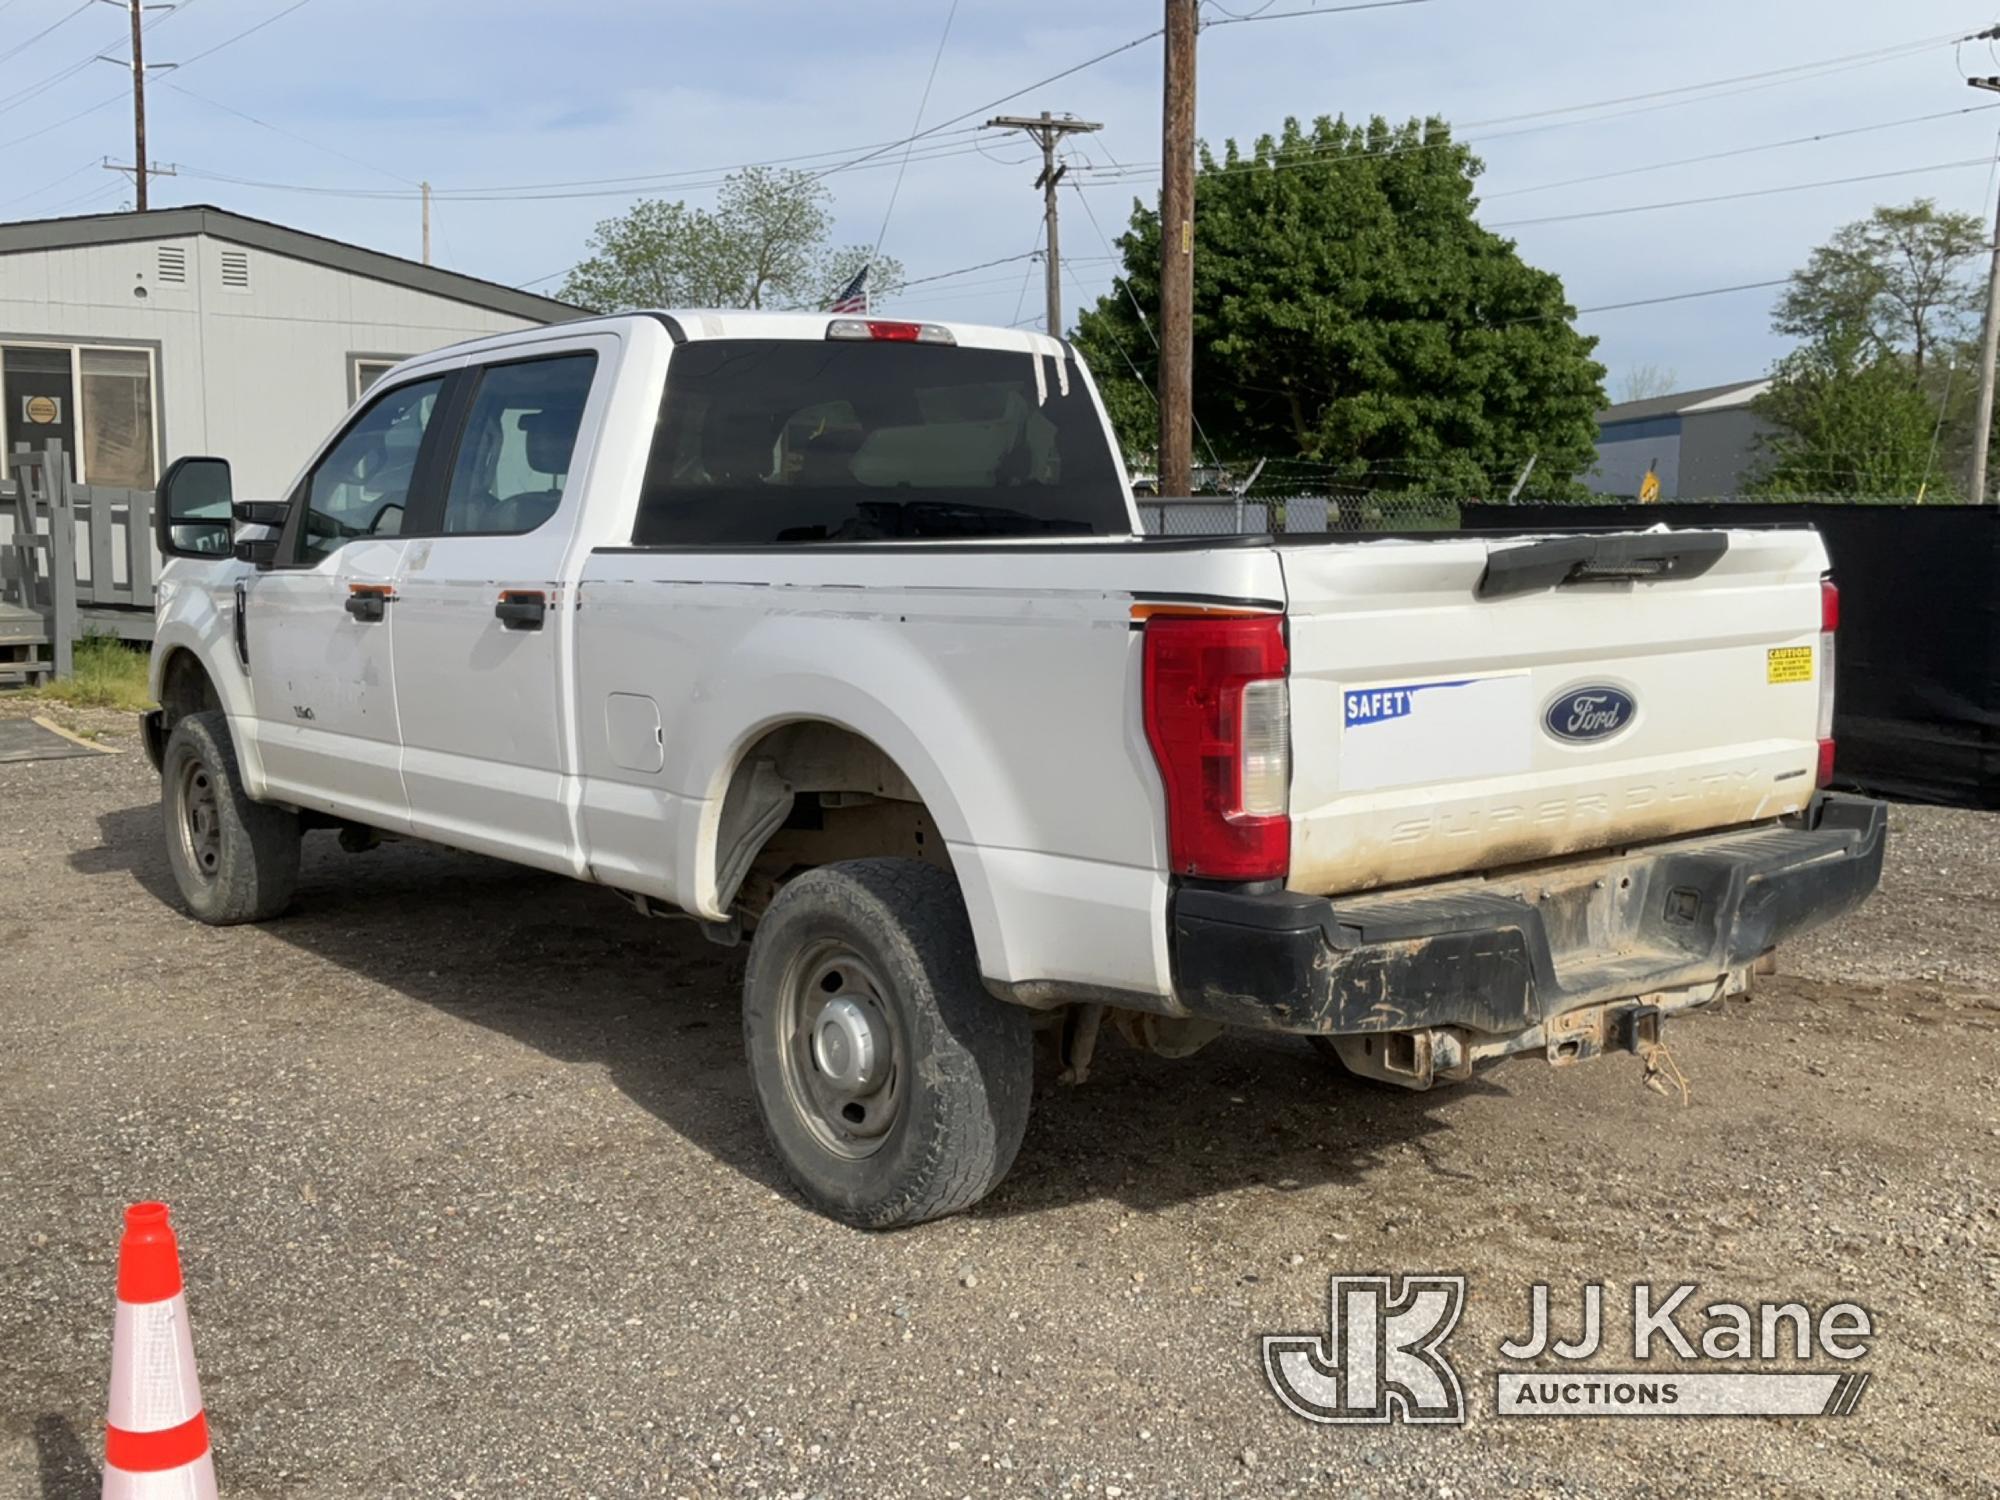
[0,205,579,501]
[1589,379,1774,500]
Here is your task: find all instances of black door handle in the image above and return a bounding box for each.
[344,589,390,622]
[495,591,546,630]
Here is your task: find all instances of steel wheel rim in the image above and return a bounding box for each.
[175,754,222,886]
[776,939,905,1160]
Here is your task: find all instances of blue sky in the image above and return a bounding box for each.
[4,0,1997,394]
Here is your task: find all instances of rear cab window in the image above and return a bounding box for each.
[632,339,1130,545]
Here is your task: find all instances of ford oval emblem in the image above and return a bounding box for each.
[1544,685,1636,743]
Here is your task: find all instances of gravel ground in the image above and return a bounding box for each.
[3,703,1997,1498]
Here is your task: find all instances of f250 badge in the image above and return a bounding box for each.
[1544,685,1634,743]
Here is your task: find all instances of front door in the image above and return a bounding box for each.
[3,347,77,475]
[245,373,449,829]
[388,346,605,870]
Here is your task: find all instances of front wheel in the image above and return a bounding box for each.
[742,859,1032,1229]
[161,709,300,924]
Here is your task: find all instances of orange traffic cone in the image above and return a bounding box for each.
[102,1203,217,1499]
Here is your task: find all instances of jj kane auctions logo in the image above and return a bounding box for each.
[1263,1276,1875,1424]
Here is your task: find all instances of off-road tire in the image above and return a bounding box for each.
[743,859,1033,1228]
[161,709,300,924]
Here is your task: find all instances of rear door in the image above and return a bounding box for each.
[245,373,450,828]
[1280,527,1831,895]
[388,340,610,872]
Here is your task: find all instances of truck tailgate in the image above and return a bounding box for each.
[1281,526,1830,895]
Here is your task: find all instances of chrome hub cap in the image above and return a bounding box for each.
[778,942,905,1159]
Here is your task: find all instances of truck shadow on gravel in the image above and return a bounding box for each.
[79,806,1497,1219]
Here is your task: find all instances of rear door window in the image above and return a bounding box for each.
[632,340,1129,545]
[438,353,597,536]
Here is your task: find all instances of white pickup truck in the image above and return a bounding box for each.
[144,310,1885,1227]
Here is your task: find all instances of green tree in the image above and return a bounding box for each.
[1771,199,1984,380]
[1743,329,1950,498]
[561,167,903,313]
[1072,114,1606,496]
[1745,199,1986,498]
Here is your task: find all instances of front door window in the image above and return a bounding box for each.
[299,377,443,563]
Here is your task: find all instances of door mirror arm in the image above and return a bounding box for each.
[232,500,291,528]
[233,538,280,569]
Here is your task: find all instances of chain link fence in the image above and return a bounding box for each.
[1134,494,1932,536]
[1138,494,1483,534]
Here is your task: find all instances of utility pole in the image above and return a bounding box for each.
[97,0,175,210]
[984,111,1101,337]
[421,181,432,266]
[127,0,147,209]
[1969,55,2000,500]
[1159,0,1198,498]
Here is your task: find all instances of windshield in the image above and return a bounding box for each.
[631,339,1131,545]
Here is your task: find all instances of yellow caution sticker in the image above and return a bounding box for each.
[1767,646,1813,684]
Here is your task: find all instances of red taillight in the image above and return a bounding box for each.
[825,318,955,344]
[1142,614,1291,881]
[1816,578,1838,786]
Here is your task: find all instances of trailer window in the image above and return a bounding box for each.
[632,339,1129,545]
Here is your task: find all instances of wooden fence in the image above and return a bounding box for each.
[0,441,157,684]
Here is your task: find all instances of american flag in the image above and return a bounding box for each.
[827,263,870,314]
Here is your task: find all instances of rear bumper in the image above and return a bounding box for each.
[1170,793,1886,1039]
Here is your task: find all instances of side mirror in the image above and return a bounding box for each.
[155,456,234,559]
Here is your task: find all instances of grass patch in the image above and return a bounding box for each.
[30,634,154,712]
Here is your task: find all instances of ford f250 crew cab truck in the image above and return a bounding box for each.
[142,311,1886,1228]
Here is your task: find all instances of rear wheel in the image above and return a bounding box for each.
[742,859,1032,1228]
[161,710,300,924]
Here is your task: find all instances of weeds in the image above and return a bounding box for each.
[22,634,153,712]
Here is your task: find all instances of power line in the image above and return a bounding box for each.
[164,139,1016,206]
[0,0,201,122]
[1074,29,1966,184]
[0,34,117,118]
[0,87,121,154]
[806,26,1165,184]
[1060,148,1224,470]
[1503,278,1794,324]
[870,0,958,267]
[163,80,419,186]
[1446,29,1963,132]
[45,176,128,216]
[1199,0,1433,26]
[0,0,94,68]
[171,0,313,69]
[0,155,103,212]
[899,249,1045,288]
[386,127,989,200]
[1486,156,1992,230]
[1010,220,1045,328]
[1201,0,1279,19]
[1482,101,2000,199]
